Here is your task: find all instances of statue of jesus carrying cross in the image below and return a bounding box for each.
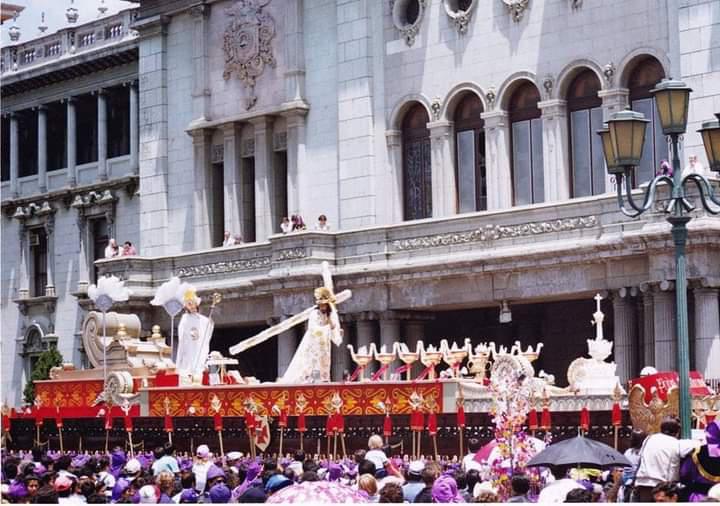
[229,261,352,383]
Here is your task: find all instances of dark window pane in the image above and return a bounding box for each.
[476,131,487,211]
[571,109,592,198]
[47,103,67,171]
[1,117,9,181]
[18,110,38,177]
[31,229,47,297]
[242,157,256,242]
[590,107,606,194]
[457,129,476,213]
[512,120,532,205]
[531,117,544,203]
[403,104,432,220]
[76,96,98,165]
[107,87,130,158]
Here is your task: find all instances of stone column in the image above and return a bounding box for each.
[17,224,29,299]
[599,88,629,193]
[277,322,298,380]
[693,287,720,376]
[385,130,403,223]
[405,320,426,377]
[612,288,637,383]
[251,116,275,241]
[76,215,90,293]
[379,315,401,372]
[37,105,48,194]
[653,284,676,371]
[332,320,352,382]
[44,217,55,297]
[129,82,139,174]
[9,112,19,198]
[480,111,512,210]
[356,316,377,375]
[97,90,108,181]
[428,120,457,218]
[222,123,242,236]
[190,5,211,122]
[191,129,213,249]
[640,284,655,368]
[66,98,77,187]
[283,0,305,103]
[283,110,307,218]
[538,99,570,202]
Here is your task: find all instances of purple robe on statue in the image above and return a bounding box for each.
[680,421,720,501]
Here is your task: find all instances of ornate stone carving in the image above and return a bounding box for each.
[276,248,306,261]
[502,0,529,22]
[486,87,496,106]
[571,0,582,8]
[443,0,477,34]
[211,144,224,164]
[542,75,554,99]
[430,98,441,120]
[176,256,271,278]
[222,0,277,110]
[603,62,616,86]
[241,138,255,157]
[391,0,426,46]
[392,216,598,251]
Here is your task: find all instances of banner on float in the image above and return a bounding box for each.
[629,371,711,403]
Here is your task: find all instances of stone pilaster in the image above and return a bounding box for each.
[385,130,403,223]
[379,314,401,371]
[76,215,90,292]
[44,217,55,297]
[653,283,676,371]
[17,224,29,298]
[250,116,276,241]
[283,110,308,219]
[222,123,243,236]
[190,5,211,122]
[640,284,655,368]
[129,82,139,174]
[693,287,720,376]
[191,129,213,250]
[66,98,77,187]
[428,120,457,218]
[283,0,305,103]
[612,288,637,382]
[480,111,512,210]
[538,99,570,202]
[97,90,108,181]
[9,112,18,198]
[37,105,48,194]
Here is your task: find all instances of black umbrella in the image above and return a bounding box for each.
[526,435,632,469]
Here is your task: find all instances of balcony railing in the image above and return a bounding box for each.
[1,8,137,77]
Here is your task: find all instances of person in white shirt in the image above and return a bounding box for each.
[633,416,699,502]
[280,217,292,234]
[683,154,707,178]
[462,438,483,473]
[192,445,213,493]
[104,238,119,259]
[537,467,583,503]
[365,434,403,484]
[315,214,330,231]
[222,231,236,247]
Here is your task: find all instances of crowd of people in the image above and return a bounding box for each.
[280,215,330,234]
[2,419,719,504]
[104,239,137,258]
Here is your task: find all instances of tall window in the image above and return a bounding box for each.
[402,104,432,220]
[76,95,98,165]
[107,86,130,158]
[30,228,48,297]
[454,93,486,212]
[510,82,544,205]
[568,70,604,197]
[241,156,256,242]
[1,116,9,181]
[211,162,225,247]
[47,102,67,171]
[91,218,108,283]
[274,151,288,233]
[18,109,38,178]
[629,57,666,185]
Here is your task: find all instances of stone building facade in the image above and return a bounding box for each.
[2,0,719,402]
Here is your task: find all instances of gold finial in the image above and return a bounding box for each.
[330,392,343,413]
[613,382,623,402]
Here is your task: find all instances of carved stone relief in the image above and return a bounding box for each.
[222,0,277,110]
[502,0,530,22]
[390,0,426,46]
[442,0,477,35]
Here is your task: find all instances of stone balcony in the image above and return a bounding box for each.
[1,8,137,92]
[96,182,720,318]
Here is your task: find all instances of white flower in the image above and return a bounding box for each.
[88,275,131,302]
[150,276,191,306]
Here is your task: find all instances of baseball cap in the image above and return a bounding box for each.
[206,465,226,481]
[226,451,242,462]
[409,460,425,475]
[124,458,142,475]
[139,484,159,503]
[54,475,73,492]
[196,445,210,458]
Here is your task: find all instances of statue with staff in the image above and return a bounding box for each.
[230,261,351,383]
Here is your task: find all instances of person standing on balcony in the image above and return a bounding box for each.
[222,231,236,247]
[280,217,292,234]
[315,215,330,231]
[176,287,214,384]
[104,238,119,258]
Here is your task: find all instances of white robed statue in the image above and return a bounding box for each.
[229,261,352,383]
[176,287,214,382]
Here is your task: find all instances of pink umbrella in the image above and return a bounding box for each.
[474,440,497,463]
[266,481,368,504]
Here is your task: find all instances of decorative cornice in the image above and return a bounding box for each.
[275,248,306,261]
[175,256,271,278]
[392,216,598,251]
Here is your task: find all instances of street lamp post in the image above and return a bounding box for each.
[598,79,720,438]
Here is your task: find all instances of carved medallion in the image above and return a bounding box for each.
[502,0,529,22]
[222,0,277,110]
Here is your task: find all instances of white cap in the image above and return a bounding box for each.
[226,451,242,461]
[196,444,210,458]
[640,366,658,376]
[124,458,141,475]
[138,485,158,503]
[408,460,425,474]
[473,481,498,497]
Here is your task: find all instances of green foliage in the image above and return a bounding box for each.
[22,347,63,405]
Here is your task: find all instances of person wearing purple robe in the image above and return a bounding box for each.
[680,420,720,501]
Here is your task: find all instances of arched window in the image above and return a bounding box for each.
[509,82,544,205]
[402,104,432,220]
[568,70,604,197]
[454,93,486,212]
[628,57,666,185]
